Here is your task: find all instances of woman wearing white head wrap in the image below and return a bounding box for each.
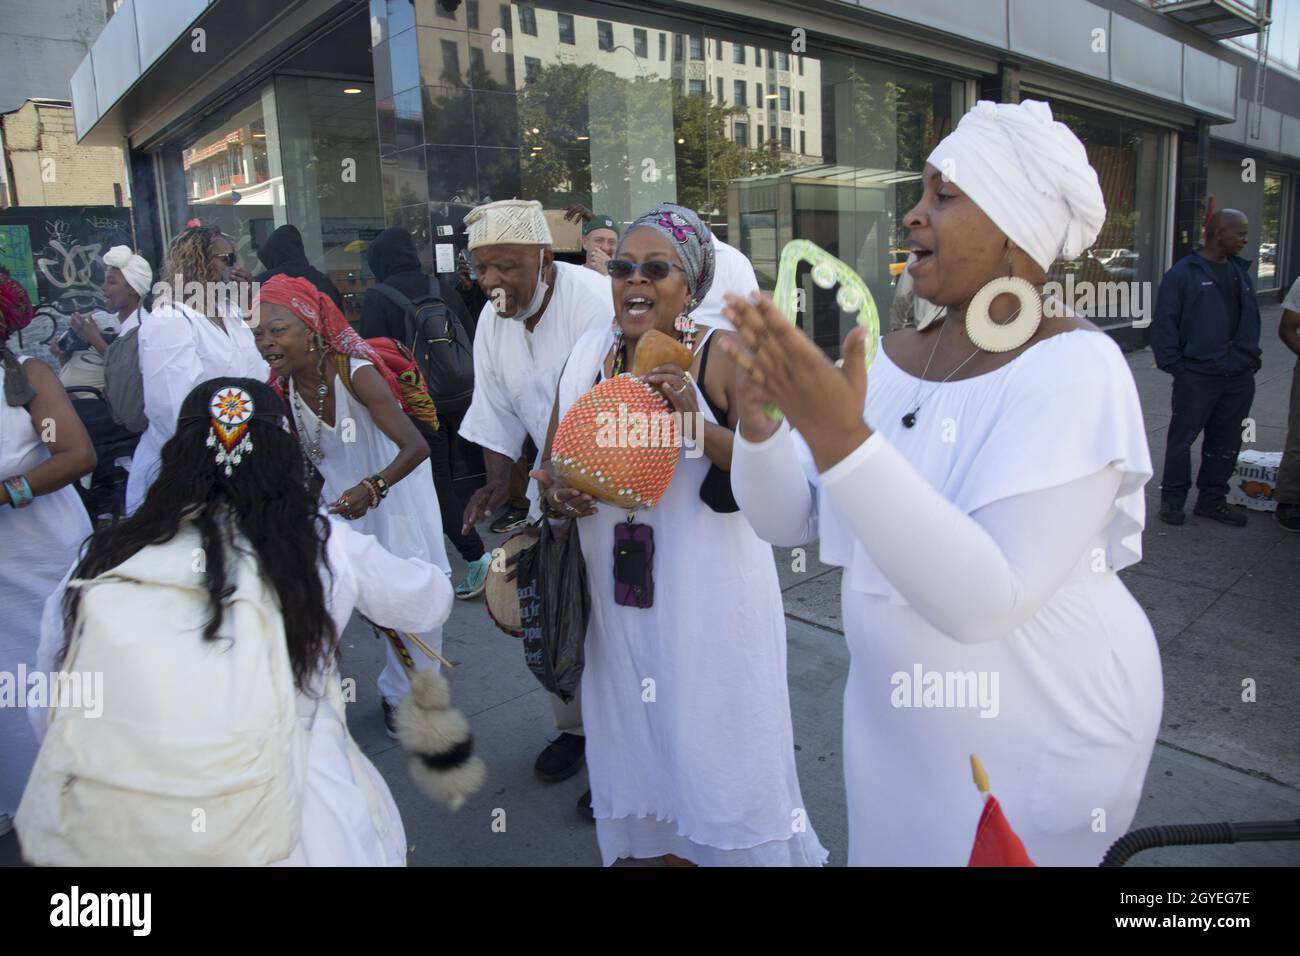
[58,246,152,363]
[725,99,1161,865]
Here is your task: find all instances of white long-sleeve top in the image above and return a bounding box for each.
[734,421,1122,645]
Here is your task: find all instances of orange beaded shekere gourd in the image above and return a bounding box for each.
[551,331,694,511]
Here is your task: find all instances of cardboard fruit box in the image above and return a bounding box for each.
[1226,450,1282,512]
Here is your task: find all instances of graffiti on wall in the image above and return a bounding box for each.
[0,206,134,361]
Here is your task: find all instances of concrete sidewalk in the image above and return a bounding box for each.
[3,310,1296,868]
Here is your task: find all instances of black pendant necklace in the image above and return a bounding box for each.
[901,318,984,428]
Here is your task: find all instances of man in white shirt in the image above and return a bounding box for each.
[458,199,613,796]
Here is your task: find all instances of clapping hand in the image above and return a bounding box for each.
[717,292,873,472]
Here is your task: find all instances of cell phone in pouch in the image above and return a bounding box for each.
[613,522,654,608]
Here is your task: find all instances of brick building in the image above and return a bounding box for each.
[1,99,128,208]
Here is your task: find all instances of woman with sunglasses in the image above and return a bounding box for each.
[126,224,267,512]
[533,203,827,867]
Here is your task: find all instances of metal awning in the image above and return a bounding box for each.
[1149,0,1270,40]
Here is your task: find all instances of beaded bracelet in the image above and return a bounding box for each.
[369,473,390,499]
[3,474,34,509]
[360,477,381,509]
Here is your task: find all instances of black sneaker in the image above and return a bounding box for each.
[534,732,585,783]
[577,788,593,822]
[1158,502,1185,526]
[490,505,530,534]
[381,700,399,740]
[1276,503,1300,533]
[1193,501,1248,527]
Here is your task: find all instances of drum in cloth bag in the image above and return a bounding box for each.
[550,373,680,510]
[484,531,536,637]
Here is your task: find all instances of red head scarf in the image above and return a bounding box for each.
[256,274,406,411]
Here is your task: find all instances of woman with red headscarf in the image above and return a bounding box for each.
[256,275,452,737]
[1,274,96,838]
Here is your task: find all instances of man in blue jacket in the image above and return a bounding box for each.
[1151,209,1260,526]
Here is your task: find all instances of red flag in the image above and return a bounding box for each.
[967,794,1035,867]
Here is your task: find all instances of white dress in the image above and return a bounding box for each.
[0,357,95,818]
[126,301,267,513]
[556,327,828,867]
[291,357,451,706]
[460,262,613,513]
[732,328,1163,866]
[33,516,454,866]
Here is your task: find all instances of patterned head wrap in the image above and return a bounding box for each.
[255,275,406,412]
[1,275,36,407]
[626,203,715,312]
[0,274,34,340]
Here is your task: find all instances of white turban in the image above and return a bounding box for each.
[926,100,1106,272]
[464,199,553,250]
[103,245,153,297]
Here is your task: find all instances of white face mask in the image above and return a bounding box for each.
[499,248,550,322]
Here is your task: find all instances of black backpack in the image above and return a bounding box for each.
[371,280,474,407]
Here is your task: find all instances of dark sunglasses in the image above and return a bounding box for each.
[607,259,685,281]
[211,252,238,267]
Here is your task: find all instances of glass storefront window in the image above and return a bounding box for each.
[156,66,385,322]
[1044,100,1170,325]
[1258,172,1287,290]
[274,76,386,322]
[383,0,963,356]
[159,86,286,273]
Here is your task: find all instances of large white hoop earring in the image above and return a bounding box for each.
[965,276,1042,353]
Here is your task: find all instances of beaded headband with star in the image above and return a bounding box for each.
[206,386,255,476]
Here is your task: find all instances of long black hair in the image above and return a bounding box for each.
[62,377,335,690]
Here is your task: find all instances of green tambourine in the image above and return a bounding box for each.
[765,239,880,421]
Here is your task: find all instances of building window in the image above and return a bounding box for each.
[735,122,749,147]
[441,40,461,84]
[436,0,454,18]
[470,46,485,74]
[799,90,805,115]
[781,127,791,150]
[755,82,762,104]
[757,125,764,144]
[505,56,515,86]
[733,43,745,65]
[797,55,804,76]
[800,130,806,154]
[714,77,723,102]
[558,13,575,45]
[715,38,723,59]
[779,87,791,111]
[597,20,613,51]
[524,56,541,84]
[777,51,789,71]
[467,1,479,31]
[674,34,683,61]
[519,5,537,36]
[634,28,648,58]
[659,32,666,60]
[499,4,511,36]
[689,35,703,60]
[688,78,706,97]
[734,80,746,106]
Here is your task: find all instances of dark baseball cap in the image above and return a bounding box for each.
[583,214,619,236]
